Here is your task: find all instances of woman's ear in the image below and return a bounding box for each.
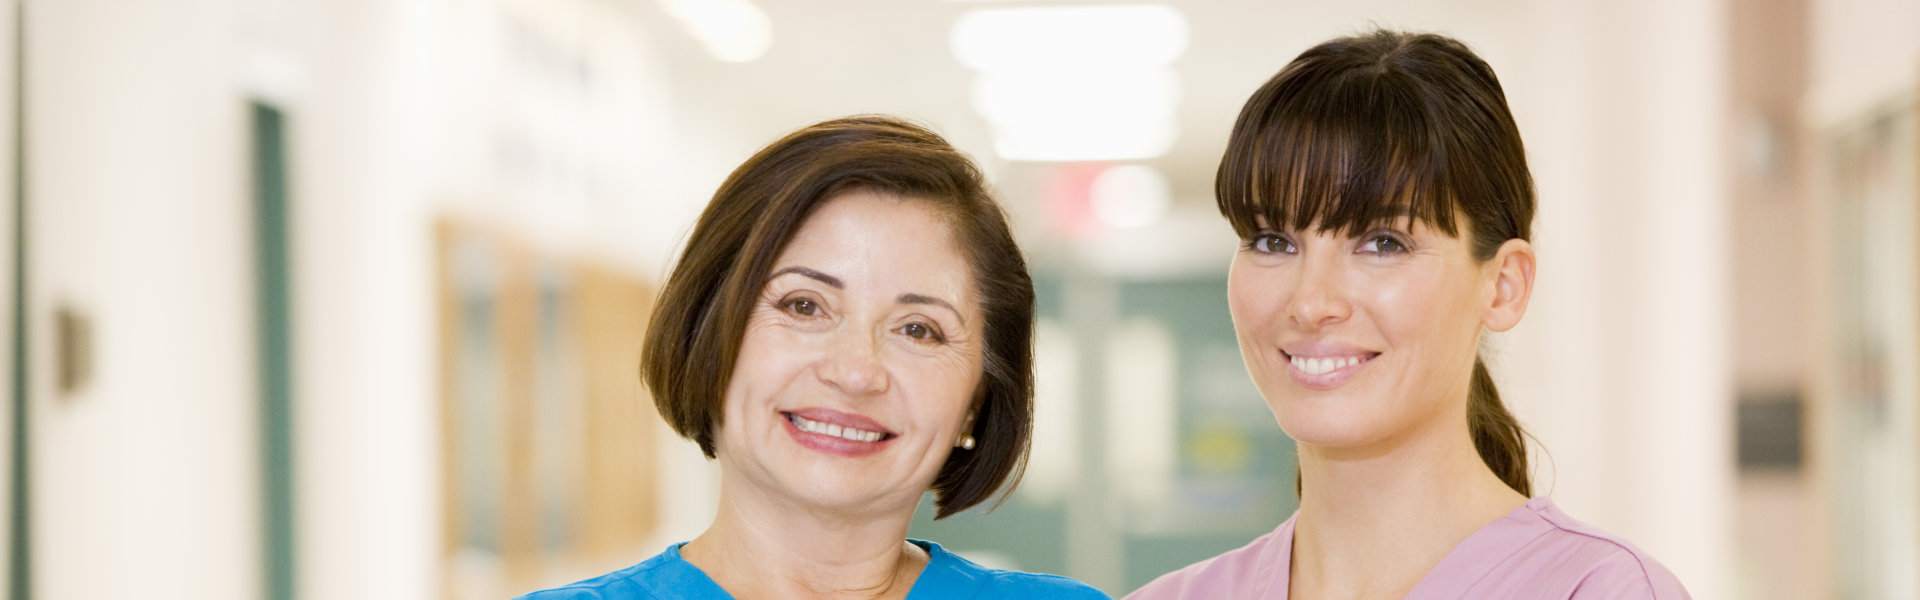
[1483,238,1536,332]
[952,409,980,449]
[960,386,987,435]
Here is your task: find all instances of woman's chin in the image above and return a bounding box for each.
[1275,411,1391,451]
[762,471,922,516]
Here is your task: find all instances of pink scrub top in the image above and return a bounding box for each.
[1125,497,1690,599]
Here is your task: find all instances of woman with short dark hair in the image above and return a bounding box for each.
[1126,30,1689,599]
[520,116,1107,600]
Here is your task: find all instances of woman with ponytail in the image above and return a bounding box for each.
[1126,30,1688,599]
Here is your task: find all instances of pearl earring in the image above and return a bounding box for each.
[959,435,976,450]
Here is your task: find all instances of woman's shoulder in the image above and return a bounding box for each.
[974,569,1111,599]
[1481,498,1691,599]
[915,540,1111,599]
[515,543,719,600]
[1122,515,1296,600]
[512,560,654,600]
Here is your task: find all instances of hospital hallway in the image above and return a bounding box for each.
[2,0,1918,598]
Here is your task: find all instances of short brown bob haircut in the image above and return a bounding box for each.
[641,115,1035,519]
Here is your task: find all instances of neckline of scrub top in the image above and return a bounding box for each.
[663,538,984,599]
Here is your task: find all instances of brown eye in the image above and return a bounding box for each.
[1363,234,1409,254]
[900,322,943,343]
[788,299,818,316]
[1247,233,1295,255]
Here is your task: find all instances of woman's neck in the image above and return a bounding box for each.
[1288,420,1528,600]
[680,478,929,600]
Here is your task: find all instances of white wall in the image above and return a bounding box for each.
[1500,1,1734,598]
[290,1,439,597]
[29,1,258,598]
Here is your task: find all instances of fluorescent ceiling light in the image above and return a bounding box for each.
[971,68,1181,124]
[972,68,1180,162]
[658,0,772,63]
[950,5,1187,72]
[952,4,1188,161]
[989,117,1177,163]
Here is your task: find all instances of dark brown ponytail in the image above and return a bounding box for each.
[1469,358,1530,496]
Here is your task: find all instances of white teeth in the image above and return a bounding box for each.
[1291,354,1367,376]
[788,413,885,443]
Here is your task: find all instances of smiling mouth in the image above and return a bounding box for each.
[1284,352,1378,375]
[785,412,894,443]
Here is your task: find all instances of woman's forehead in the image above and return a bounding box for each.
[772,193,979,302]
[1241,199,1459,233]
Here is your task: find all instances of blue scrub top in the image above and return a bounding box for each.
[518,539,1110,600]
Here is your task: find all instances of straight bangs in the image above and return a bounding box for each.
[1217,61,1463,241]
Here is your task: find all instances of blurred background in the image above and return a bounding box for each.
[3,0,1917,598]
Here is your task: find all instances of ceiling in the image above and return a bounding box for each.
[624,0,1527,271]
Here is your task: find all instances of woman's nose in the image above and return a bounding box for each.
[1286,257,1352,329]
[817,326,890,396]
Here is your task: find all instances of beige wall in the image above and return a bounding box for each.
[1804,2,1920,599]
[0,0,15,594]
[1809,0,1920,110]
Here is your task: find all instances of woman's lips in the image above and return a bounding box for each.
[1282,350,1379,390]
[781,407,896,457]
[786,412,890,442]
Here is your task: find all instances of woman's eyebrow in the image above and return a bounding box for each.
[770,267,965,325]
[768,266,842,288]
[899,293,966,326]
